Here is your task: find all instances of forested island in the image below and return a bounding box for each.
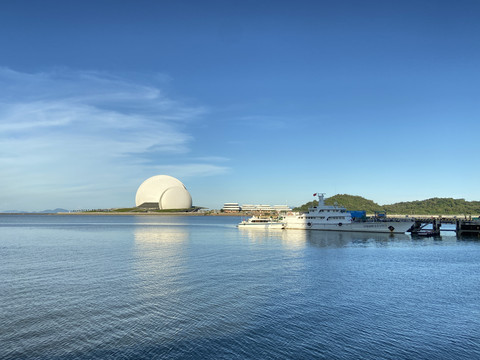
[293,194,480,215]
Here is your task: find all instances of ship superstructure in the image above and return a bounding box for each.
[284,193,413,234]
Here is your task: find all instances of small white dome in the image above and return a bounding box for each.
[160,186,192,210]
[135,175,192,210]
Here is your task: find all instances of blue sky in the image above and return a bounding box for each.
[1,0,479,211]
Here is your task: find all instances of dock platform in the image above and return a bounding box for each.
[406,218,480,237]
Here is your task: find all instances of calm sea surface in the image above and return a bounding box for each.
[1,215,479,360]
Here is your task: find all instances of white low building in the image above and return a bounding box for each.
[273,205,292,212]
[241,204,292,213]
[222,203,241,212]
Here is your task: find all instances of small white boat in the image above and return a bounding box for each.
[237,216,285,229]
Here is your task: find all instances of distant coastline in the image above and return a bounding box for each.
[0,211,242,216]
[4,194,479,217]
[0,211,474,219]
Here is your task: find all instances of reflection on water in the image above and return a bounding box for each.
[239,228,415,249]
[2,215,480,360]
[132,221,277,346]
[306,230,414,248]
[238,228,307,250]
[133,225,190,299]
[134,224,189,245]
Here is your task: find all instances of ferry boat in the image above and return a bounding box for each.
[237,216,285,229]
[284,193,414,234]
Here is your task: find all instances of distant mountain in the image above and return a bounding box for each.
[38,208,70,213]
[293,194,480,215]
[1,208,69,213]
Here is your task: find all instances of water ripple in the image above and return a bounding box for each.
[1,215,480,359]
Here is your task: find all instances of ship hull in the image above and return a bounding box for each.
[284,220,413,234]
[237,223,285,229]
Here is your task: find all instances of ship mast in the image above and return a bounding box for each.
[314,193,326,206]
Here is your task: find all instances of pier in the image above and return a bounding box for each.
[405,217,480,237]
[455,220,480,236]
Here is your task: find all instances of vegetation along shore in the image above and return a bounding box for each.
[294,194,480,216]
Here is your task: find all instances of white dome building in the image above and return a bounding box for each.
[135,175,192,210]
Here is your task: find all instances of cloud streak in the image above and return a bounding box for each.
[0,68,228,210]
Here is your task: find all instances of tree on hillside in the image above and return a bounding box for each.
[293,194,382,213]
[292,195,480,215]
[325,194,383,213]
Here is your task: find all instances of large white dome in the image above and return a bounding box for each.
[135,175,192,210]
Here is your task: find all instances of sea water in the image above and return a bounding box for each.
[1,215,479,359]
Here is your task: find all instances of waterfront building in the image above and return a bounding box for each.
[241,204,292,213]
[222,203,241,212]
[240,204,257,212]
[272,205,292,212]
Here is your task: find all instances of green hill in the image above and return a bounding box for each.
[293,194,480,215]
[325,194,383,213]
[384,198,480,215]
[293,194,382,213]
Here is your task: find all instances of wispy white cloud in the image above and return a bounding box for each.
[0,68,228,210]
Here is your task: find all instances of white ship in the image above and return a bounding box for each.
[284,193,414,234]
[237,216,285,229]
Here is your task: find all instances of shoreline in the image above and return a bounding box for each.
[0,212,244,216]
[0,212,474,218]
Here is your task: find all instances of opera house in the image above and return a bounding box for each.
[135,175,192,210]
